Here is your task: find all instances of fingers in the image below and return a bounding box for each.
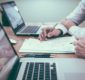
[75,40,85,48]
[47,29,61,37]
[39,31,47,41]
[74,38,85,57]
[75,46,85,54]
[38,27,52,41]
[75,46,85,58]
[39,28,61,41]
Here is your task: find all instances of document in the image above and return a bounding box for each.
[19,36,76,54]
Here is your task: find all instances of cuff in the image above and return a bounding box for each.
[55,24,68,35]
[68,26,85,37]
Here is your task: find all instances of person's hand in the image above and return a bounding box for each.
[38,27,61,41]
[74,37,85,58]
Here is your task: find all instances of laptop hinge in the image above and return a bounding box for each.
[8,58,22,80]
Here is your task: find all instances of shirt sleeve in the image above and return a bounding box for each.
[67,0,85,25]
[69,26,85,37]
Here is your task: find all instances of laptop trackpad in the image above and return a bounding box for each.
[56,59,85,80]
[64,72,85,80]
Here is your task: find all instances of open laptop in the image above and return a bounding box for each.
[0,23,85,80]
[1,1,44,36]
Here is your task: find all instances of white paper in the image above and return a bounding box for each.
[19,36,76,54]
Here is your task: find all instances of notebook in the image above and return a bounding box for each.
[0,22,85,80]
[19,36,75,54]
[1,1,44,36]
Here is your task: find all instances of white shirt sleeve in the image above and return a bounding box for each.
[67,0,85,25]
[55,24,68,35]
[69,26,85,37]
[55,0,85,35]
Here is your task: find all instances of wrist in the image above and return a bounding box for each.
[61,19,76,29]
[57,29,63,36]
[55,23,68,35]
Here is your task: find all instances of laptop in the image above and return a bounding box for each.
[0,23,85,80]
[1,1,44,36]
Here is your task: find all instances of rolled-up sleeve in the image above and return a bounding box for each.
[67,0,85,25]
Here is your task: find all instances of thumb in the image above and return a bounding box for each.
[47,32,54,37]
[47,30,58,37]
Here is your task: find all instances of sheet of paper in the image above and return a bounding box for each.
[19,36,76,54]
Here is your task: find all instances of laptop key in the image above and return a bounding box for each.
[51,63,57,80]
[27,62,34,80]
[33,63,39,80]
[22,63,29,80]
[22,62,57,80]
[45,63,50,80]
[21,26,40,33]
[39,63,44,80]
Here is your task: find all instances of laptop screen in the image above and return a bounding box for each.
[0,24,16,80]
[2,2,23,29]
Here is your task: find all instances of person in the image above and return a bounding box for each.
[39,0,85,58]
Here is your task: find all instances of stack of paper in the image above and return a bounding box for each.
[19,36,76,54]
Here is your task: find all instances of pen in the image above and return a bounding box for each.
[53,23,58,28]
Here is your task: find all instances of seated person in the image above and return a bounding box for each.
[39,0,85,58]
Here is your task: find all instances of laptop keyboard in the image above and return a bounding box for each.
[21,26,40,33]
[22,62,57,80]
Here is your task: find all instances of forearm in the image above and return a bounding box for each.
[55,19,76,35]
[60,19,76,30]
[55,0,85,36]
[60,0,85,29]
[60,19,85,37]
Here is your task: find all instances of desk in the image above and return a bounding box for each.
[4,27,78,58]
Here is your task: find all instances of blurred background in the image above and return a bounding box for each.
[0,0,84,26]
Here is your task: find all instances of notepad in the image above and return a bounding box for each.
[19,36,76,54]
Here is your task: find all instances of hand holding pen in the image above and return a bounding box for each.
[38,24,62,41]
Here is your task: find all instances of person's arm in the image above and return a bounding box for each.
[39,0,85,41]
[55,0,85,36]
[66,0,85,26]
[55,19,76,35]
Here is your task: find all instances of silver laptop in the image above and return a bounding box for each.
[0,23,85,80]
[1,1,44,36]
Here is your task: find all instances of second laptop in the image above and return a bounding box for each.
[1,1,44,36]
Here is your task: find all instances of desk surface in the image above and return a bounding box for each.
[4,27,78,58]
